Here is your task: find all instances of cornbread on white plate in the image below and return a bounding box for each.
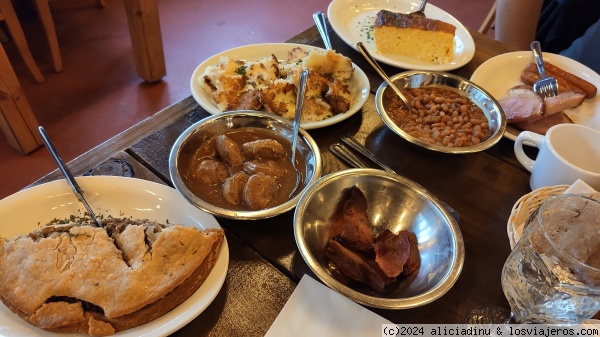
[373,10,456,64]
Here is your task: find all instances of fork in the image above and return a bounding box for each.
[530,41,559,98]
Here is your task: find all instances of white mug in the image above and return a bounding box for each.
[514,124,600,190]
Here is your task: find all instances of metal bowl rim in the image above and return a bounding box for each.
[294,168,465,309]
[169,110,322,220]
[375,70,506,154]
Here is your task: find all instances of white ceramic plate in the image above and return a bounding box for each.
[327,0,475,71]
[190,43,370,130]
[0,176,228,337]
[471,51,600,141]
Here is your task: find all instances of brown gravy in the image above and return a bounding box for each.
[184,127,306,211]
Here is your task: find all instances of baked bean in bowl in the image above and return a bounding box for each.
[375,71,506,154]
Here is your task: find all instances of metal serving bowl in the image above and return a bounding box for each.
[294,168,464,309]
[169,111,322,220]
[375,71,506,154]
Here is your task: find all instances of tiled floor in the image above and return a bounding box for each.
[0,0,495,200]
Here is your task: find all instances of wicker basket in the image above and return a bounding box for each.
[507,185,569,249]
[507,185,600,248]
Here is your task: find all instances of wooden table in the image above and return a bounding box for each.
[30,25,533,335]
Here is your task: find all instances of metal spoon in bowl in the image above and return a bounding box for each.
[356,42,413,112]
[38,126,101,227]
[408,0,427,17]
[289,69,309,198]
[313,11,332,50]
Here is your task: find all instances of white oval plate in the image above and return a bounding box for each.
[190,43,370,130]
[0,176,228,337]
[470,51,600,141]
[327,0,475,71]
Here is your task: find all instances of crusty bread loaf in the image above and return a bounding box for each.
[0,219,225,336]
[373,10,456,64]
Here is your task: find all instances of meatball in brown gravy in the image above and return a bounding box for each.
[190,159,229,186]
[216,135,245,167]
[185,127,305,211]
[242,139,286,160]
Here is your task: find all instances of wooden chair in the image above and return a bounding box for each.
[479,1,497,34]
[0,0,46,83]
[0,41,43,154]
[33,0,62,72]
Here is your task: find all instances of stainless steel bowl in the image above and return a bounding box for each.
[169,111,322,220]
[375,71,506,154]
[294,168,464,309]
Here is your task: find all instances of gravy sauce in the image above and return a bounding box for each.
[184,127,306,211]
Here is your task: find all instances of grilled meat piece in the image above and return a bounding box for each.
[326,240,395,293]
[401,231,421,276]
[328,187,375,254]
[373,229,411,278]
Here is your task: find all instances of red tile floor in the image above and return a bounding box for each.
[0,0,495,199]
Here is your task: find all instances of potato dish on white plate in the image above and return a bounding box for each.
[190,43,370,130]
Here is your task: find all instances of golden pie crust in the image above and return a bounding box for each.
[0,219,224,336]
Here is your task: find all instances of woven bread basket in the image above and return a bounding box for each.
[507,184,600,248]
[507,185,569,249]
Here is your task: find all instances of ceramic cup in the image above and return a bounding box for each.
[514,124,600,190]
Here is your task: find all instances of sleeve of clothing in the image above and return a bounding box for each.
[560,19,600,74]
[536,0,600,53]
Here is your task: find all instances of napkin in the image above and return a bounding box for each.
[264,274,392,337]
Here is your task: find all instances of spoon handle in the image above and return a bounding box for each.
[356,42,412,111]
[291,69,309,164]
[313,11,332,50]
[38,126,101,226]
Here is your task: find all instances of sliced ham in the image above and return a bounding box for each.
[544,91,585,115]
[515,111,574,135]
[498,87,545,123]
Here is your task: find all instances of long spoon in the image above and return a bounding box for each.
[356,42,413,112]
[289,69,309,198]
[313,11,332,50]
[408,0,427,17]
[38,126,101,226]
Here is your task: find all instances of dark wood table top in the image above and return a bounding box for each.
[29,25,536,336]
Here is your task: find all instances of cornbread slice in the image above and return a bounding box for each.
[374,10,456,64]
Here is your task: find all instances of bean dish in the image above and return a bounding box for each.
[383,86,490,147]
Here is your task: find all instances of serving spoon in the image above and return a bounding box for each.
[289,69,309,198]
[356,42,413,112]
[313,11,332,50]
[38,126,101,227]
[408,0,427,17]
